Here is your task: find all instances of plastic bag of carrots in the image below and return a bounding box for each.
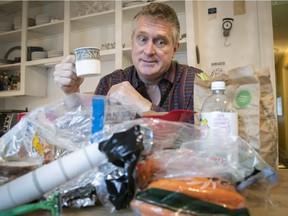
[131,176,250,216]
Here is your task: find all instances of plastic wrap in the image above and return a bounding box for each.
[0,93,99,186]
[189,136,279,191]
[44,123,146,212]
[136,136,277,191]
[141,109,195,122]
[45,168,100,208]
[95,125,144,211]
[91,118,277,214]
[0,93,139,210]
[0,93,96,164]
[0,142,107,211]
[91,118,204,154]
[131,187,250,216]
[136,147,242,189]
[0,93,278,214]
[88,119,205,212]
[0,93,137,162]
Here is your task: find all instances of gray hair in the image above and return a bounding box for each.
[132,2,180,45]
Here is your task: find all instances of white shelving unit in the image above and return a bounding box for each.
[0,0,197,98]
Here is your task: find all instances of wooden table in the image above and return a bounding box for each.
[23,169,288,216]
[246,169,288,216]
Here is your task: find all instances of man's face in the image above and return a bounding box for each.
[131,16,179,84]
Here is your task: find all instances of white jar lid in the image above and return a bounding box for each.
[211,81,225,90]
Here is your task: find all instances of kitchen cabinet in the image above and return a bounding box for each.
[0,0,197,98]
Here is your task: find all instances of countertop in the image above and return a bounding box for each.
[245,169,288,216]
[22,169,288,216]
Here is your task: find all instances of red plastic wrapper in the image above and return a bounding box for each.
[141,110,195,122]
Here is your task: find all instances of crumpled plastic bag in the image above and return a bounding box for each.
[0,93,95,164]
[0,93,137,186]
[87,118,277,213]
[0,92,278,214]
[0,93,138,161]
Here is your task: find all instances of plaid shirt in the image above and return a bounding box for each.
[95,61,202,123]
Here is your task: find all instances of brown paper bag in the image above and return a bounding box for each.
[255,67,278,168]
[226,65,260,150]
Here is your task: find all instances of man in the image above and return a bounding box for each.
[54,2,202,122]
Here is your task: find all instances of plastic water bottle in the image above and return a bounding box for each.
[200,81,238,138]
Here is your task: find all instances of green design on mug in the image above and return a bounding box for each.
[235,90,251,108]
[74,48,100,61]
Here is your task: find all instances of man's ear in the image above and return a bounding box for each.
[173,42,180,56]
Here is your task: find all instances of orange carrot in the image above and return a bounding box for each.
[130,199,189,216]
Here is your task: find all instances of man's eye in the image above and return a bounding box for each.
[138,36,147,45]
[155,39,166,48]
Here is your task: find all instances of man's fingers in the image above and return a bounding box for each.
[61,55,75,63]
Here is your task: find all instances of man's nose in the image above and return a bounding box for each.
[144,41,156,55]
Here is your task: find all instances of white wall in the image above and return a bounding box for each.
[195,0,276,114]
[195,1,262,74]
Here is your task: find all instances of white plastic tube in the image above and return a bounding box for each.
[0,143,107,211]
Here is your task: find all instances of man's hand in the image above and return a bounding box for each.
[54,55,84,94]
[107,81,152,114]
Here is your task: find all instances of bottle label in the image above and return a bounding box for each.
[200,112,238,137]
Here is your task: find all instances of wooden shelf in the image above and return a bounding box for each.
[0,30,22,44]
[25,56,63,67]
[27,21,64,39]
[71,10,115,32]
[0,90,23,98]
[0,63,21,72]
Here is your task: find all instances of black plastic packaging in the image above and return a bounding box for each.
[99,125,144,210]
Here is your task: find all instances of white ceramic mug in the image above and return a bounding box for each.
[74,47,101,77]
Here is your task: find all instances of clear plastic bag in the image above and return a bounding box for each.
[0,93,138,162]
[0,93,95,163]
[137,135,277,190]
[0,93,278,214]
[0,93,98,186]
[89,118,278,213]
